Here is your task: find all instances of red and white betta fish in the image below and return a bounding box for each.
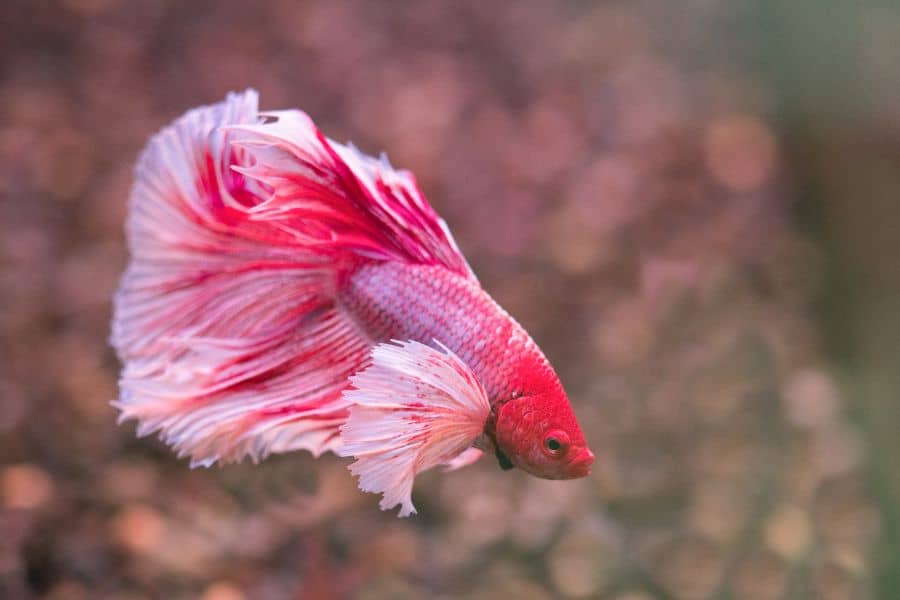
[111,90,594,516]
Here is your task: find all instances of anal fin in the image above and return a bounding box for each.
[443,447,485,472]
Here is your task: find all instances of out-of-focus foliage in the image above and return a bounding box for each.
[1,1,896,598]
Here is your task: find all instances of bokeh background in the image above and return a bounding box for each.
[2,1,899,598]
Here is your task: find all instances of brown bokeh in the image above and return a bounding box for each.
[2,1,894,598]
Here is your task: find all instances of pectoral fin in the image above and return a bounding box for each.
[338,340,490,517]
[496,447,515,471]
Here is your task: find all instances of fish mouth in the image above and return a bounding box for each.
[565,447,595,478]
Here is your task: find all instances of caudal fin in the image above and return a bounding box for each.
[112,89,478,469]
[111,90,367,465]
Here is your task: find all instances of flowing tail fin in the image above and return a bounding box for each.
[112,89,476,468]
[111,90,368,465]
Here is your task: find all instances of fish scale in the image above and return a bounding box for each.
[339,261,561,406]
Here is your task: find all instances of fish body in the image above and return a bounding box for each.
[340,261,550,404]
[111,90,593,516]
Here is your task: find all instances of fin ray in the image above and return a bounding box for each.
[111,90,370,465]
[338,340,490,517]
[112,89,477,470]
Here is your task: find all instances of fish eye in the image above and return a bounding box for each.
[542,430,570,457]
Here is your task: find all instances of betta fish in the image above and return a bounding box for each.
[111,90,594,516]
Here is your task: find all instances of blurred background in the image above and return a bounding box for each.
[1,1,898,598]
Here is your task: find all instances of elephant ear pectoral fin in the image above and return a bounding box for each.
[338,339,490,517]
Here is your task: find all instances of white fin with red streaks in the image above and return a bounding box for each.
[338,340,490,517]
[111,90,371,466]
[112,89,479,469]
[225,110,475,278]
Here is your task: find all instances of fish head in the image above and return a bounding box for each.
[494,388,594,480]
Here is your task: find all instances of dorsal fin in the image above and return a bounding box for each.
[226,110,476,278]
